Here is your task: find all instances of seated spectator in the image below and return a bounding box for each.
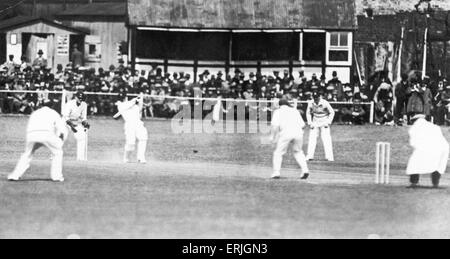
[349,96,367,125]
[340,88,354,124]
[2,55,17,76]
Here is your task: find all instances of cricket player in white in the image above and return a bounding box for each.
[62,91,90,161]
[306,93,335,162]
[114,91,148,163]
[271,99,310,179]
[8,105,68,182]
[407,114,449,188]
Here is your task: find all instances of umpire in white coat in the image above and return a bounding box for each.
[407,114,449,188]
[271,98,310,180]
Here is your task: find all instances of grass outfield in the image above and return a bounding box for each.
[1,116,450,238]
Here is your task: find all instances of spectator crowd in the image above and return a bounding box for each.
[1,58,450,126]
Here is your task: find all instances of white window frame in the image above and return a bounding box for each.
[299,32,303,61]
[326,31,352,66]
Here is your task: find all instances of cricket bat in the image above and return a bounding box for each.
[113,94,144,119]
[67,122,78,133]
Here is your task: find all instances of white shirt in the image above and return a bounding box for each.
[271,105,305,137]
[116,99,143,126]
[27,107,68,138]
[306,98,335,126]
[63,100,87,125]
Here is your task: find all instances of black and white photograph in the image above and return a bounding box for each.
[1,0,450,243]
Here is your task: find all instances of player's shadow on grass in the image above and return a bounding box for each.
[6,179,57,183]
[406,185,447,190]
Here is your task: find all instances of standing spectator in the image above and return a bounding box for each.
[32,50,48,70]
[422,82,434,122]
[434,84,450,125]
[394,74,411,126]
[281,70,293,93]
[407,80,425,121]
[71,44,83,69]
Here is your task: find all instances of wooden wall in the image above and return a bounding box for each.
[66,20,127,69]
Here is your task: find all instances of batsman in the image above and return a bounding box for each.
[62,91,90,161]
[114,91,148,164]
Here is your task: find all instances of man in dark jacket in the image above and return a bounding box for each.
[395,74,411,126]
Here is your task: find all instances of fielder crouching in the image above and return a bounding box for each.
[407,114,449,188]
[8,103,68,182]
[114,91,148,164]
[63,91,90,161]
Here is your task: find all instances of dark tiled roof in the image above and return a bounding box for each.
[128,0,357,30]
[57,2,126,17]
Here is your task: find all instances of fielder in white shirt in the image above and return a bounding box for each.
[8,104,68,182]
[271,99,310,180]
[62,91,90,161]
[306,93,335,162]
[114,91,148,164]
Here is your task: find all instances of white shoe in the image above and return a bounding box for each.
[7,175,20,181]
[271,173,281,179]
[52,178,65,182]
[327,159,335,162]
[138,160,147,164]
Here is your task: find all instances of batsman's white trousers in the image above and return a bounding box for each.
[273,134,309,175]
[307,126,334,161]
[10,131,64,180]
[73,125,87,161]
[124,122,148,161]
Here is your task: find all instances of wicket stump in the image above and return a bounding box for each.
[376,142,391,184]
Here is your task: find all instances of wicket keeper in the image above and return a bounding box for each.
[8,104,68,182]
[407,114,449,188]
[271,99,310,179]
[306,92,335,162]
[62,91,90,161]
